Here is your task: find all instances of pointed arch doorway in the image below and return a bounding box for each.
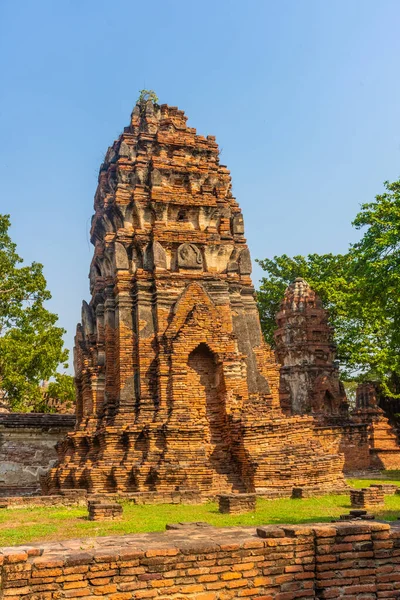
[187,343,244,492]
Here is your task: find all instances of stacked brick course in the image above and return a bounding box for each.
[375,483,399,495]
[45,98,346,499]
[350,486,385,509]
[1,521,400,599]
[218,493,256,513]
[353,383,400,469]
[88,500,123,520]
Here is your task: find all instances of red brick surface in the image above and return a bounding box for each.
[44,100,346,498]
[275,281,400,472]
[1,522,400,599]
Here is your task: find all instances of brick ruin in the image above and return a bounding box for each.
[44,99,347,498]
[275,277,348,420]
[275,278,400,471]
[218,493,256,514]
[0,413,75,497]
[352,383,400,470]
[2,521,400,599]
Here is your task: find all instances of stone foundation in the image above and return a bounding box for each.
[218,493,256,513]
[1,522,400,599]
[350,486,385,509]
[0,490,207,509]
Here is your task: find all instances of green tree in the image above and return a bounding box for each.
[0,214,70,411]
[350,179,400,396]
[39,373,75,413]
[257,178,400,396]
[137,89,159,104]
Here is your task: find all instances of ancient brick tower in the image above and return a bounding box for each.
[275,278,348,420]
[353,383,400,469]
[46,99,346,497]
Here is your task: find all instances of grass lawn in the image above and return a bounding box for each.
[1,476,400,547]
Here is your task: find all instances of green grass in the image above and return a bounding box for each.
[347,478,400,488]
[347,469,400,489]
[1,477,400,547]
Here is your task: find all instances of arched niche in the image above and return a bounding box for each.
[97,254,113,278]
[123,203,140,228]
[186,344,238,485]
[238,248,252,275]
[130,244,143,273]
[114,242,129,270]
[143,243,154,271]
[82,301,95,338]
[142,240,167,271]
[89,262,101,292]
[143,205,156,225]
[153,241,167,269]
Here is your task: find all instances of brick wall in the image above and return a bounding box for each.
[315,425,372,473]
[0,414,75,496]
[1,521,399,599]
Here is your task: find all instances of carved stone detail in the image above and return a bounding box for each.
[115,242,129,270]
[81,301,95,338]
[177,243,203,269]
[232,214,244,235]
[153,241,167,269]
[238,248,252,275]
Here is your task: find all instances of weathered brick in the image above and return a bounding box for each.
[44,99,347,500]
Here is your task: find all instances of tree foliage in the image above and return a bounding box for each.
[257,178,400,397]
[0,214,71,411]
[39,372,75,413]
[137,89,159,104]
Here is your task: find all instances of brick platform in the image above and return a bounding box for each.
[333,509,376,521]
[371,483,399,495]
[218,493,256,513]
[350,486,385,509]
[88,500,123,521]
[1,522,400,599]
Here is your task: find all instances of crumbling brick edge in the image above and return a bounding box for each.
[1,521,399,599]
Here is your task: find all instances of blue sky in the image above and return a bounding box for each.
[0,0,399,369]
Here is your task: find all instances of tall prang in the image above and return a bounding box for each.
[275,278,348,420]
[46,98,347,497]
